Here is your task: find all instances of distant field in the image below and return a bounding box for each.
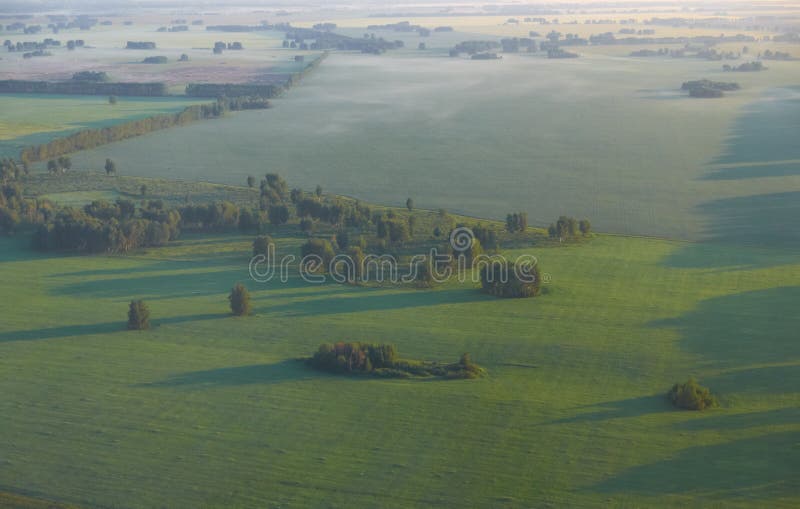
[67,52,800,241]
[0,94,203,157]
[0,25,322,89]
[0,231,797,508]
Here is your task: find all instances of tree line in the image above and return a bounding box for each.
[0,79,168,96]
[20,97,269,163]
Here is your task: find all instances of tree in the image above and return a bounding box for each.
[127,300,150,330]
[104,158,116,176]
[47,159,59,174]
[140,184,147,196]
[406,197,414,211]
[268,204,290,227]
[229,283,251,316]
[108,95,118,105]
[668,378,717,410]
[247,175,256,188]
[252,235,273,257]
[579,219,591,236]
[315,185,323,198]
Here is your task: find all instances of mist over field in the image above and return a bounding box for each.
[71,51,800,240]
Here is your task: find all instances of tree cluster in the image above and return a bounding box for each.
[480,259,541,298]
[506,212,528,233]
[668,378,718,410]
[547,216,590,240]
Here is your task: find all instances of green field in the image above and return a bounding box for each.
[66,53,800,240]
[0,94,203,158]
[1,229,798,508]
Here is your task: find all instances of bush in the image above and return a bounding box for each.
[668,378,718,410]
[480,259,541,298]
[229,283,251,316]
[127,300,150,330]
[252,235,273,257]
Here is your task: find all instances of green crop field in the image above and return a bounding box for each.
[0,94,203,157]
[0,230,798,508]
[66,52,800,240]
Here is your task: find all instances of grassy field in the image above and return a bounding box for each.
[65,51,800,241]
[0,94,204,158]
[0,229,797,508]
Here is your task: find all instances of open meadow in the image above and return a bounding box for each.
[1,228,798,508]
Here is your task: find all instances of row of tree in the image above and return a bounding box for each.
[20,97,269,163]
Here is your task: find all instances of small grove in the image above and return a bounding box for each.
[307,342,485,379]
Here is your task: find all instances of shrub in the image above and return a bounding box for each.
[300,238,335,272]
[229,283,251,316]
[480,259,541,298]
[668,378,718,410]
[252,235,273,257]
[127,300,150,330]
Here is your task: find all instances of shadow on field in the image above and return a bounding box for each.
[590,432,800,501]
[52,268,252,300]
[141,360,310,388]
[708,87,800,168]
[662,192,800,269]
[266,288,489,316]
[651,287,800,370]
[0,312,227,343]
[546,395,671,425]
[661,239,800,271]
[701,160,800,180]
[676,407,800,432]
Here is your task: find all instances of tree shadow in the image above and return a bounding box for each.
[701,160,800,181]
[708,87,800,167]
[50,268,252,300]
[650,287,800,370]
[544,395,672,425]
[265,287,489,317]
[661,192,800,269]
[0,312,228,343]
[676,407,800,432]
[704,364,799,396]
[590,432,800,501]
[140,360,312,388]
[661,240,800,271]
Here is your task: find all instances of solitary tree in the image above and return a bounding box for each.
[104,158,116,176]
[127,300,150,330]
[247,175,256,188]
[229,283,252,316]
[108,95,118,105]
[140,184,147,196]
[406,197,414,211]
[315,184,323,198]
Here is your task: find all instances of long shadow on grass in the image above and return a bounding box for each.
[590,432,799,501]
[650,286,800,370]
[265,287,490,317]
[662,192,800,269]
[707,87,800,168]
[140,360,310,388]
[0,312,228,343]
[51,268,253,300]
[701,160,800,180]
[545,395,671,425]
[675,407,800,432]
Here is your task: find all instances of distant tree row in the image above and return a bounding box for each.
[505,212,529,233]
[547,216,591,240]
[20,98,268,162]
